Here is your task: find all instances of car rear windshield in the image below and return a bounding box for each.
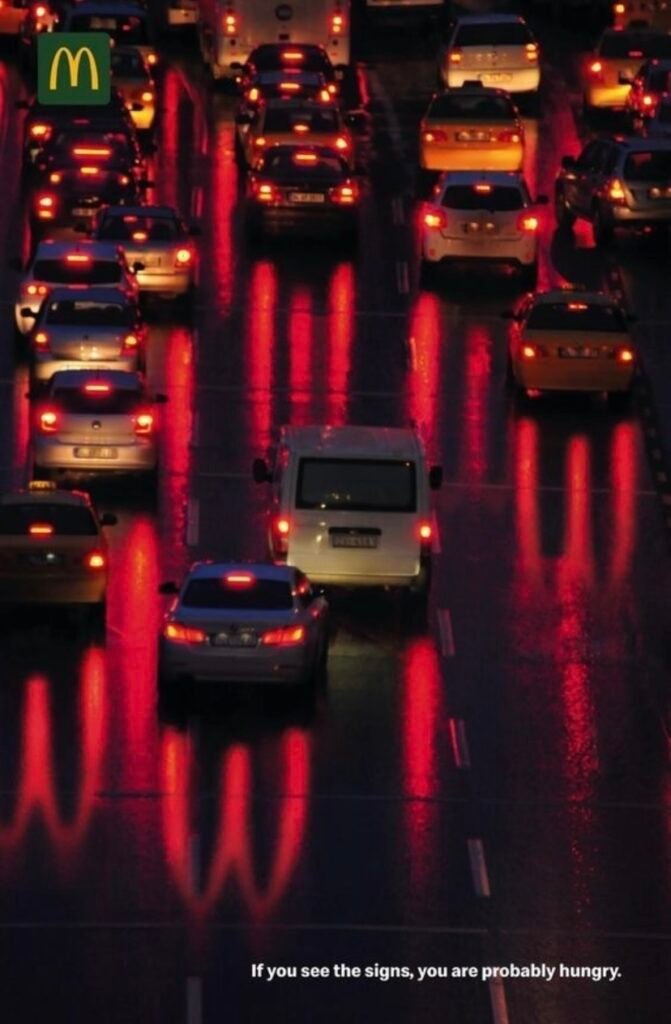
[69,14,149,44]
[623,149,671,180]
[181,578,294,610]
[264,108,339,132]
[52,387,143,414]
[453,22,533,46]
[250,47,331,74]
[526,303,628,331]
[428,93,516,120]
[32,260,123,284]
[260,149,346,177]
[297,458,417,512]
[258,70,323,88]
[45,300,135,326]
[98,216,180,241]
[0,504,98,535]
[111,51,147,77]
[599,33,671,58]
[441,184,524,210]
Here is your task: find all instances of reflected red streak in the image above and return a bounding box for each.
[247,261,277,448]
[609,422,637,584]
[109,517,159,775]
[514,416,542,580]
[326,263,354,426]
[162,729,310,920]
[0,650,105,857]
[559,436,594,586]
[401,638,442,895]
[289,287,312,421]
[460,324,491,483]
[12,366,30,487]
[406,292,441,448]
[156,68,179,209]
[210,120,237,310]
[163,327,193,572]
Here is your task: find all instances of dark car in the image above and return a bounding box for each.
[623,57,671,123]
[245,144,359,240]
[241,43,339,96]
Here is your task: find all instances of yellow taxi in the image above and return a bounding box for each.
[583,28,671,113]
[0,481,116,615]
[419,85,524,173]
[505,290,636,406]
[238,98,353,171]
[111,45,156,133]
[613,0,671,31]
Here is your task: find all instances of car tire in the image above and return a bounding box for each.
[593,206,614,248]
[554,189,576,231]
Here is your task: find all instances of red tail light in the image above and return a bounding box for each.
[141,91,153,103]
[521,344,538,359]
[332,183,357,205]
[34,331,49,350]
[73,146,111,158]
[122,333,139,351]
[248,86,260,102]
[279,81,301,92]
[330,11,344,33]
[260,625,305,646]
[163,622,207,644]
[589,60,604,82]
[518,214,539,232]
[25,283,48,298]
[29,123,51,139]
[525,42,539,62]
[607,178,626,203]
[272,516,290,556]
[334,136,349,151]
[254,136,266,148]
[417,520,432,543]
[617,347,634,363]
[282,50,304,61]
[614,1,625,10]
[424,208,446,229]
[39,409,59,433]
[225,571,255,586]
[65,254,91,264]
[133,410,154,435]
[36,193,55,218]
[174,248,192,266]
[319,88,331,103]
[449,48,462,64]
[29,523,54,536]
[34,6,48,19]
[223,11,238,34]
[49,172,62,184]
[84,382,111,392]
[131,230,147,242]
[493,129,523,144]
[423,128,447,143]
[254,181,277,202]
[85,551,106,570]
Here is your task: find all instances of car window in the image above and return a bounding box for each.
[181,578,294,610]
[454,22,534,46]
[98,216,180,241]
[0,504,98,535]
[599,33,671,58]
[52,387,143,414]
[526,302,628,331]
[623,149,671,180]
[260,149,345,176]
[264,108,340,132]
[69,13,149,44]
[427,93,516,120]
[45,300,135,326]
[441,184,524,210]
[32,259,123,284]
[576,140,602,170]
[296,458,417,512]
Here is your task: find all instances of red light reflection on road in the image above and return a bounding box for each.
[0,649,105,860]
[459,324,491,484]
[609,422,637,584]
[156,68,179,209]
[514,415,542,582]
[210,120,237,310]
[246,261,277,448]
[12,365,30,488]
[406,292,441,449]
[326,263,354,425]
[401,638,443,898]
[289,287,312,422]
[559,436,594,586]
[162,729,310,920]
[162,327,193,572]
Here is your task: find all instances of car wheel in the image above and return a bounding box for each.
[554,189,576,231]
[593,206,614,248]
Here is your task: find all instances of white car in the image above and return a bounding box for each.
[14,240,138,335]
[439,14,541,97]
[158,562,329,690]
[420,171,547,287]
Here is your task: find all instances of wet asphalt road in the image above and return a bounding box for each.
[0,9,670,1023]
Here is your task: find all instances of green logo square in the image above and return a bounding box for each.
[37,33,111,105]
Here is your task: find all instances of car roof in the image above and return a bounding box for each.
[439,170,526,187]
[256,69,323,83]
[50,369,144,390]
[0,485,92,507]
[531,289,619,306]
[453,13,530,24]
[186,561,297,583]
[100,204,179,219]
[32,240,122,260]
[46,285,134,303]
[278,425,424,458]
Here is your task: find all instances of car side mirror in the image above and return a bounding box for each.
[429,465,443,490]
[20,307,36,317]
[618,71,633,85]
[154,392,168,403]
[158,581,179,595]
[235,112,252,126]
[252,457,270,483]
[561,155,576,171]
[8,257,23,272]
[100,512,118,527]
[535,194,549,205]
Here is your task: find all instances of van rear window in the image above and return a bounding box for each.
[297,458,417,512]
[182,578,294,610]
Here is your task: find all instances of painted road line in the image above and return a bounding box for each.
[437,608,455,658]
[186,497,200,546]
[488,977,510,1024]
[448,718,471,769]
[395,260,410,294]
[186,976,203,1024]
[467,838,491,898]
[391,196,405,226]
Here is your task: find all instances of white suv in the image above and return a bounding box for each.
[439,15,541,98]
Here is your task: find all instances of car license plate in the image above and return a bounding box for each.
[481,73,512,83]
[456,130,491,142]
[72,207,95,216]
[21,552,62,567]
[212,632,258,647]
[331,534,379,548]
[73,446,118,459]
[558,347,598,359]
[289,192,325,203]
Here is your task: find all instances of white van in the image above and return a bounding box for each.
[252,425,442,603]
[197,0,351,83]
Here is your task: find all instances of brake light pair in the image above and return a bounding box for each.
[223,11,237,34]
[25,283,48,298]
[36,193,55,219]
[133,411,154,435]
[588,60,604,82]
[272,516,290,557]
[424,209,446,229]
[525,42,539,62]
[332,183,356,204]
[330,11,344,34]
[254,181,276,202]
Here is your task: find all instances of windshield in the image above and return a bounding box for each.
[428,93,516,120]
[264,108,340,133]
[52,387,143,414]
[182,578,294,610]
[32,259,123,284]
[45,300,134,326]
[0,504,98,535]
[442,184,524,210]
[526,303,628,331]
[297,458,417,512]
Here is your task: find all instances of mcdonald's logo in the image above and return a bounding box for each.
[37,33,111,105]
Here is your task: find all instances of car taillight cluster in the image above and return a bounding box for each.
[39,409,59,433]
[272,516,290,557]
[34,331,49,351]
[525,43,539,62]
[330,11,344,35]
[253,181,277,203]
[25,283,48,299]
[29,123,51,140]
[448,48,462,64]
[85,551,106,570]
[424,209,447,230]
[588,60,604,83]
[260,625,305,646]
[423,128,447,143]
[163,621,207,644]
[334,136,349,152]
[122,333,139,352]
[36,193,56,219]
[223,10,237,34]
[175,247,193,267]
[331,183,357,205]
[417,520,433,550]
[133,410,154,435]
[616,347,635,363]
[517,214,539,232]
[607,178,626,203]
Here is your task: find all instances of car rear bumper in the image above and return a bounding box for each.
[33,439,157,473]
[423,232,536,265]
[513,361,634,392]
[159,640,313,683]
[420,145,524,173]
[33,354,140,382]
[252,205,356,236]
[445,68,540,93]
[0,577,106,605]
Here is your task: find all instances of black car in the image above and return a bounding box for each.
[245,144,359,240]
[241,43,339,96]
